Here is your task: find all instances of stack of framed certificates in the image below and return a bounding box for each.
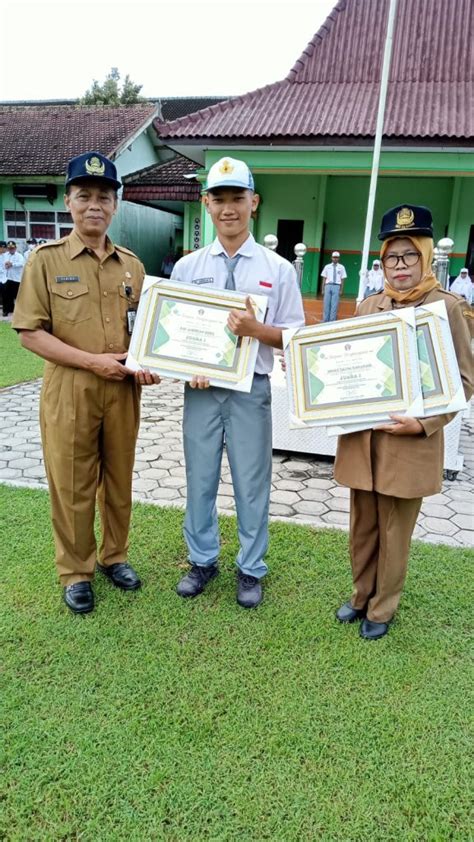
[283,301,467,435]
[126,278,268,392]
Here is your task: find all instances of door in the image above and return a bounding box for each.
[276,219,304,264]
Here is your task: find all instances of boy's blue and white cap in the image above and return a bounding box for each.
[205,157,254,192]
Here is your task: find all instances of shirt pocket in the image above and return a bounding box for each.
[118,285,140,315]
[50,283,91,324]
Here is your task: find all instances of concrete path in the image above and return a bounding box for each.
[0,378,472,548]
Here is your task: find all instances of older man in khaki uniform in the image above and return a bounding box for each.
[13,151,159,614]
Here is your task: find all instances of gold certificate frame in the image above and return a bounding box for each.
[283,308,423,428]
[126,278,268,392]
[415,300,468,417]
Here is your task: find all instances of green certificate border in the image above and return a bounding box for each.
[414,309,457,410]
[145,295,242,374]
[300,329,403,411]
[287,313,418,423]
[133,283,259,384]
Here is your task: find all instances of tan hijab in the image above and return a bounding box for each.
[381,235,441,304]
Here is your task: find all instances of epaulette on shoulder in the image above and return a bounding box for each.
[438,288,460,302]
[36,238,67,251]
[115,244,138,258]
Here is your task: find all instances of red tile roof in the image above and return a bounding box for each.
[0,104,158,176]
[159,97,228,121]
[157,0,473,141]
[122,155,201,202]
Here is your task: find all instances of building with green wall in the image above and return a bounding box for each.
[0,103,182,275]
[156,0,474,298]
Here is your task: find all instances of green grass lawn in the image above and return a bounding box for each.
[0,322,44,388]
[1,484,473,841]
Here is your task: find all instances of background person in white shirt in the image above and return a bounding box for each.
[3,240,24,316]
[171,156,305,609]
[450,268,472,305]
[321,251,347,321]
[23,238,38,263]
[364,259,384,298]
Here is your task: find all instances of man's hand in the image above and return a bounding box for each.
[134,369,161,386]
[88,353,135,381]
[375,414,424,436]
[190,375,210,389]
[227,296,258,337]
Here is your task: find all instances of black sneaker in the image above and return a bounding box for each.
[176,564,219,598]
[236,572,263,609]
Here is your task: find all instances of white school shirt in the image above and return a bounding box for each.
[0,253,6,284]
[5,250,24,283]
[171,234,305,375]
[321,262,347,285]
[450,275,472,304]
[366,268,384,292]
[23,247,36,264]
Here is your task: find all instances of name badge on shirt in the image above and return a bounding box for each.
[126,309,137,335]
[191,277,214,285]
[56,275,80,283]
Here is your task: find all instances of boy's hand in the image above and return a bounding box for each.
[227,296,257,337]
[190,375,210,389]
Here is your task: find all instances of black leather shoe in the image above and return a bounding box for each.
[336,601,366,623]
[360,618,390,640]
[64,582,94,614]
[236,572,263,609]
[176,564,219,598]
[97,562,141,590]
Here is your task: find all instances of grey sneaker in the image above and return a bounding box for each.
[236,572,263,608]
[176,564,219,598]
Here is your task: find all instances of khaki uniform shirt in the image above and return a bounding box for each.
[334,288,473,499]
[12,229,144,354]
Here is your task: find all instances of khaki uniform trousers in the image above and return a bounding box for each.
[40,365,140,586]
[349,489,422,623]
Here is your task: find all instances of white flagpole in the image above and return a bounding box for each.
[357,0,399,301]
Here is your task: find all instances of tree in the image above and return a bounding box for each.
[81,68,144,105]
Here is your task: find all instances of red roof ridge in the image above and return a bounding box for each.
[286,0,346,82]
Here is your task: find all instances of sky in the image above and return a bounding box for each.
[0,0,335,101]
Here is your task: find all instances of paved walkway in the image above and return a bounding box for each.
[0,378,472,547]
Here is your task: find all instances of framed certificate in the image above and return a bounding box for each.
[126,278,268,392]
[283,308,423,429]
[415,300,467,417]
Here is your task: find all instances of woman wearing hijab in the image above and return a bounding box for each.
[364,259,384,297]
[450,268,472,304]
[334,205,472,640]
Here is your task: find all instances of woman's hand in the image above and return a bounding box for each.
[375,414,424,436]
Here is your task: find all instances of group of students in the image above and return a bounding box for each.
[11,151,472,642]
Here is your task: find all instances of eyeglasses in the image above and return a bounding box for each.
[382,251,421,269]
